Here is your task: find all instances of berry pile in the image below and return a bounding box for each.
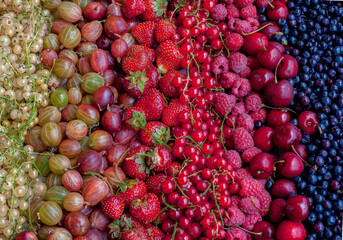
[259,1,343,239]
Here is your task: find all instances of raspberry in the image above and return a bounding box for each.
[242,147,262,163]
[234,168,253,182]
[239,66,251,78]
[226,207,246,226]
[229,52,247,74]
[245,94,262,112]
[247,56,260,69]
[231,195,242,208]
[210,4,228,21]
[239,197,260,214]
[215,93,237,116]
[256,189,272,217]
[234,0,255,8]
[236,113,254,131]
[226,228,247,240]
[235,20,252,34]
[212,55,229,74]
[249,108,267,122]
[232,78,251,98]
[233,127,254,152]
[242,214,262,231]
[246,17,260,30]
[257,178,267,187]
[225,33,244,52]
[232,102,247,116]
[228,18,241,32]
[239,178,263,197]
[224,150,242,170]
[240,5,257,19]
[226,4,240,19]
[221,72,239,89]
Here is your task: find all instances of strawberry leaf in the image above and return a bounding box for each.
[152,0,168,17]
[127,110,146,130]
[126,70,147,93]
[151,126,170,145]
[135,154,151,174]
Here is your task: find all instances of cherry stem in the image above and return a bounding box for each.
[259,104,297,114]
[242,23,273,35]
[317,125,323,135]
[251,198,269,212]
[291,145,317,170]
[269,31,284,36]
[274,56,284,83]
[266,0,275,9]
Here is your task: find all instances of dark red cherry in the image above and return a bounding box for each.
[268,41,285,54]
[269,198,286,223]
[257,46,282,70]
[243,33,269,56]
[252,221,275,240]
[260,22,281,40]
[297,111,319,135]
[277,55,298,79]
[277,152,304,178]
[285,195,310,222]
[271,179,296,198]
[275,220,306,240]
[291,143,308,160]
[272,123,302,151]
[253,126,274,152]
[267,1,289,21]
[266,109,291,128]
[249,152,274,179]
[250,68,275,91]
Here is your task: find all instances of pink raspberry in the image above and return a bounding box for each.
[239,196,261,214]
[235,20,252,34]
[226,228,247,240]
[234,168,252,182]
[210,4,228,21]
[226,4,240,19]
[212,55,229,74]
[239,178,263,197]
[225,114,237,128]
[256,0,270,8]
[222,0,234,3]
[221,72,239,89]
[215,93,237,116]
[245,94,262,112]
[232,102,247,116]
[236,114,254,131]
[246,17,260,29]
[249,108,267,122]
[224,150,242,170]
[225,33,244,52]
[230,195,242,208]
[239,66,251,78]
[233,127,254,152]
[240,5,257,19]
[226,207,246,226]
[232,78,251,97]
[256,189,272,216]
[229,52,247,74]
[257,178,268,187]
[247,56,260,69]
[234,0,255,8]
[242,147,262,163]
[228,18,241,32]
[242,214,262,231]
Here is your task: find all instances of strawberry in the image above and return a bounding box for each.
[139,121,170,146]
[155,20,176,43]
[146,173,167,195]
[159,70,185,98]
[122,227,150,240]
[140,0,168,22]
[123,0,146,19]
[123,65,159,97]
[124,107,146,130]
[122,45,155,73]
[135,88,166,121]
[118,179,147,205]
[123,145,150,180]
[162,98,190,126]
[156,40,184,74]
[131,21,156,47]
[129,193,160,223]
[108,213,145,239]
[101,195,124,220]
[146,224,165,240]
[146,145,172,172]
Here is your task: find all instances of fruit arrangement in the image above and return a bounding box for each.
[0,0,341,239]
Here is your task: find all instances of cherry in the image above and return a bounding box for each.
[252,221,276,240]
[297,111,319,135]
[250,152,274,179]
[250,68,275,91]
[257,46,282,70]
[259,22,282,40]
[253,126,274,152]
[285,195,310,222]
[277,55,298,79]
[266,109,291,128]
[269,198,286,223]
[271,179,297,198]
[272,123,302,151]
[291,143,308,160]
[243,33,269,56]
[268,41,285,54]
[275,220,306,240]
[277,152,304,178]
[267,1,289,21]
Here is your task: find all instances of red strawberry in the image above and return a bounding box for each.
[123,65,159,97]
[146,145,172,172]
[159,70,185,98]
[118,179,147,205]
[155,20,176,43]
[124,107,146,130]
[156,40,184,74]
[146,173,167,195]
[122,45,155,73]
[122,227,150,240]
[131,21,156,47]
[101,195,124,220]
[135,88,166,121]
[140,0,168,22]
[162,99,190,126]
[123,0,145,19]
[130,193,160,223]
[108,213,145,239]
[139,121,170,146]
[146,224,165,240]
[123,145,150,180]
